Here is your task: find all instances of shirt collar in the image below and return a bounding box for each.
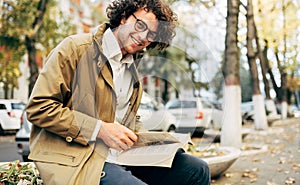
[102,28,134,66]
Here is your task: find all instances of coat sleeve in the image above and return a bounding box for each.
[26,36,98,146]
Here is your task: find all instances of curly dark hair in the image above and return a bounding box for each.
[106,0,178,50]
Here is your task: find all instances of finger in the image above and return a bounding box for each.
[118,141,129,151]
[110,134,130,151]
[111,142,123,152]
[123,127,138,142]
[120,137,134,149]
[123,139,134,148]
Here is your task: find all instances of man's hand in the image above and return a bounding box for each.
[97,121,138,151]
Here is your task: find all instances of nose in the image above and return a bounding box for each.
[138,30,149,42]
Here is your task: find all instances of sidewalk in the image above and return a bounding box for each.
[211,118,300,185]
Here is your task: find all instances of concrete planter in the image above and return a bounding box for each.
[200,147,241,178]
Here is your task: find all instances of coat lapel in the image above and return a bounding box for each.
[92,23,144,128]
[92,24,115,91]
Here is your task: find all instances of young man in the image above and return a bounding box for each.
[26,0,210,184]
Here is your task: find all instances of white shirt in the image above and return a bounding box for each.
[91,28,134,144]
[102,28,134,123]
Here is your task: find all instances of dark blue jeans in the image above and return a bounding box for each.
[100,149,211,185]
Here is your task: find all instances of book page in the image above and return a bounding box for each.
[106,132,191,167]
[134,132,180,146]
[169,133,193,145]
[117,143,182,167]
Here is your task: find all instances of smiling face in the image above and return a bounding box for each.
[112,8,159,56]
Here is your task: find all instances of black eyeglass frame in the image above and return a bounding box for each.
[132,14,158,42]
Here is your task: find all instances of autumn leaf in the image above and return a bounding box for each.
[285,177,296,185]
[291,164,300,170]
[224,173,233,178]
[242,169,258,179]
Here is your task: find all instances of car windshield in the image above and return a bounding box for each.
[201,101,213,109]
[182,101,197,108]
[166,100,197,109]
[12,103,26,110]
[139,103,154,110]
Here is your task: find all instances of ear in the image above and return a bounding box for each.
[120,17,126,25]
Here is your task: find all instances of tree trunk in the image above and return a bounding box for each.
[263,40,279,116]
[280,72,288,118]
[246,0,268,130]
[26,36,39,98]
[162,71,169,103]
[26,0,49,97]
[279,0,288,119]
[264,40,279,97]
[3,83,9,99]
[254,27,270,99]
[274,49,288,118]
[246,3,260,95]
[221,0,242,148]
[10,85,14,99]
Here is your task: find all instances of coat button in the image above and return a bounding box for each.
[66,136,73,142]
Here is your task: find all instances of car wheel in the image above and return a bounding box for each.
[192,127,205,138]
[0,124,4,135]
[167,125,176,132]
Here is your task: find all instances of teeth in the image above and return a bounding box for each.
[132,36,141,45]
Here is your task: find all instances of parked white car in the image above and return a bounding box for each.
[165,98,223,135]
[137,92,177,132]
[0,99,25,134]
[15,111,32,161]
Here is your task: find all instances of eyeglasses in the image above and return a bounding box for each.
[132,14,157,42]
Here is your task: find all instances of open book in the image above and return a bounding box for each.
[106,132,192,168]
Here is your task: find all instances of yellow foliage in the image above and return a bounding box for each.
[287,76,300,91]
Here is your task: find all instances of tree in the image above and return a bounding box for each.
[221,0,242,147]
[0,47,25,98]
[254,0,300,118]
[254,24,278,116]
[245,0,268,129]
[0,0,75,98]
[0,2,26,98]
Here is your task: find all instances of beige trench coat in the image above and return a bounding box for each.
[26,23,144,185]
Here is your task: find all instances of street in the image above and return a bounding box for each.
[211,118,300,184]
[0,134,22,162]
